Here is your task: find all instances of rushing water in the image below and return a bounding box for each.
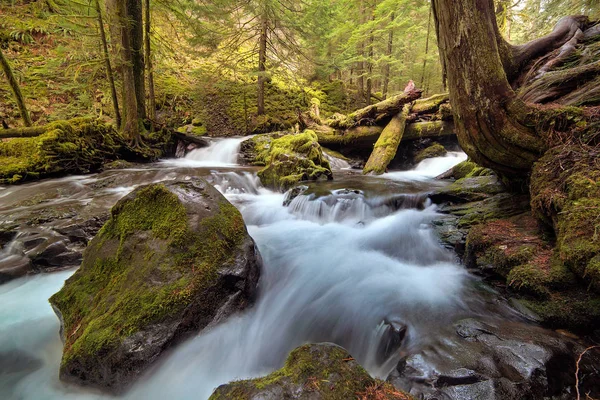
[0,140,497,399]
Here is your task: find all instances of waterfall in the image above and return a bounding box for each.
[172,137,247,167]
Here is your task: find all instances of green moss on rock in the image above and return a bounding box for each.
[209,343,413,400]
[414,143,447,163]
[242,130,333,191]
[451,160,494,179]
[49,180,260,392]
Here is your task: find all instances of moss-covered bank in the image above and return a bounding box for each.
[210,343,413,400]
[241,130,333,191]
[531,144,600,292]
[0,118,173,184]
[49,180,261,392]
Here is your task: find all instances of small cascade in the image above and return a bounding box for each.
[180,137,247,166]
[210,171,263,195]
[285,188,429,224]
[323,152,351,170]
[383,152,468,181]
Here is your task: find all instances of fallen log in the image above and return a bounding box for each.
[363,104,412,174]
[411,93,449,114]
[0,125,46,139]
[173,130,211,147]
[316,120,455,150]
[325,89,422,129]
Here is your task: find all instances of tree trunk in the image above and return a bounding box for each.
[104,0,122,65]
[117,0,141,144]
[145,0,156,123]
[95,0,121,128]
[365,2,375,105]
[432,0,550,177]
[0,48,32,127]
[127,0,146,120]
[420,3,432,88]
[382,12,395,100]
[257,12,268,116]
[363,104,412,175]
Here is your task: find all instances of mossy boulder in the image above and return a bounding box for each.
[450,159,494,179]
[49,179,261,393]
[241,130,333,191]
[414,142,447,163]
[209,343,412,400]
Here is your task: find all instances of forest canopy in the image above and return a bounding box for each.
[2,0,596,137]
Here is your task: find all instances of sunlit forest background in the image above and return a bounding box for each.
[1,0,599,135]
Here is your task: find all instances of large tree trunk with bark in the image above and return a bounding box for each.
[95,0,121,128]
[382,12,395,99]
[431,0,598,179]
[117,0,141,145]
[0,48,32,127]
[257,12,268,116]
[127,0,146,120]
[145,0,156,123]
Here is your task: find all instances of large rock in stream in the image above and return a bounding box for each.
[240,130,333,191]
[49,179,261,393]
[210,343,413,399]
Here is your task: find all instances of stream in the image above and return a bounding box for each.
[0,138,559,399]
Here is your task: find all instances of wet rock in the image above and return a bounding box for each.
[53,214,109,245]
[0,224,17,247]
[430,175,506,204]
[282,185,309,206]
[28,239,82,271]
[49,179,262,393]
[389,318,600,400]
[431,215,467,255]
[0,255,31,284]
[210,343,413,400]
[377,319,408,364]
[437,193,530,228]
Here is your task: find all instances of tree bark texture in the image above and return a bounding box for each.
[0,48,32,127]
[127,0,146,120]
[145,0,156,122]
[95,0,121,128]
[382,12,395,99]
[257,12,268,116]
[363,104,412,175]
[117,0,141,144]
[432,0,598,179]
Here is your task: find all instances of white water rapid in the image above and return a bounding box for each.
[169,137,247,167]
[0,140,479,400]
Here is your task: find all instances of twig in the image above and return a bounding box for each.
[576,345,600,400]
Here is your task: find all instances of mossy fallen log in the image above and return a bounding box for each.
[411,93,449,114]
[325,89,422,129]
[316,121,455,151]
[363,104,412,175]
[0,125,46,139]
